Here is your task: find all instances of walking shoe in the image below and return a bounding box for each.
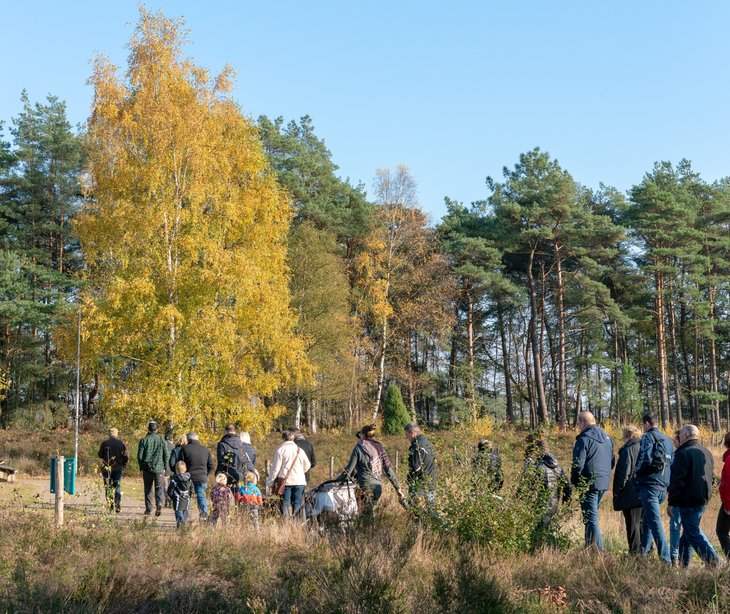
[155,505,162,517]
[144,510,151,516]
[115,504,121,513]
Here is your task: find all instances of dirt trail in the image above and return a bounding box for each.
[0,476,211,530]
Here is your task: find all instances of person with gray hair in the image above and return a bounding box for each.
[405,422,436,502]
[668,424,720,566]
[181,431,214,520]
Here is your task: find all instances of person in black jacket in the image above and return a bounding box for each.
[571,411,615,550]
[405,423,436,502]
[181,432,214,520]
[667,424,720,566]
[612,426,643,554]
[98,428,129,513]
[533,440,571,526]
[216,425,246,488]
[293,428,316,485]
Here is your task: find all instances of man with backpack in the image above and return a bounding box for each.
[216,424,246,489]
[633,413,674,564]
[405,422,436,503]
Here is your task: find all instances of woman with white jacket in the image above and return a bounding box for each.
[267,430,311,517]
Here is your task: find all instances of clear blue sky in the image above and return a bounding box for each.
[2,1,730,222]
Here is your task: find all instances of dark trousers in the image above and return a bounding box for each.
[716,507,730,558]
[142,471,165,512]
[102,469,123,511]
[622,507,643,554]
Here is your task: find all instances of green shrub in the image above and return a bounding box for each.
[383,384,410,435]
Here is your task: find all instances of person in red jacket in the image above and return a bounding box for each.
[716,431,730,558]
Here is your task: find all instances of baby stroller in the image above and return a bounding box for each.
[304,478,359,530]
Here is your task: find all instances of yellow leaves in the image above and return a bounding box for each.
[77,8,309,438]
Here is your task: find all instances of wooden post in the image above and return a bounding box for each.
[55,455,64,527]
[264,459,271,495]
[329,456,334,479]
[395,450,399,479]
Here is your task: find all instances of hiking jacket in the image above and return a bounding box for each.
[137,432,170,474]
[267,441,311,487]
[210,483,234,517]
[340,438,400,491]
[240,442,257,473]
[613,438,642,511]
[98,437,129,472]
[633,427,673,490]
[169,445,186,473]
[295,436,316,484]
[167,472,194,512]
[537,453,571,518]
[407,434,436,491]
[216,433,246,482]
[181,440,214,485]
[237,482,263,506]
[668,439,714,508]
[571,424,614,491]
[720,449,730,511]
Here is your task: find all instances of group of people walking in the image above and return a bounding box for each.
[97,411,730,566]
[579,410,728,567]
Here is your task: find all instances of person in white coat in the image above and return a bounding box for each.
[267,430,311,517]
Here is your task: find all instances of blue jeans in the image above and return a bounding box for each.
[193,482,208,517]
[669,505,693,564]
[639,488,670,562]
[175,509,188,527]
[102,469,123,510]
[678,506,720,566]
[580,488,606,550]
[282,485,305,517]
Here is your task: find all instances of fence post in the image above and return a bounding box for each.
[55,455,64,527]
[329,456,334,479]
[264,459,271,496]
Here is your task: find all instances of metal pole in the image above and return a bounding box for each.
[74,307,81,472]
[55,455,65,527]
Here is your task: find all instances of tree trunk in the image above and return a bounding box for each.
[497,303,514,425]
[371,317,388,420]
[654,266,670,427]
[707,283,721,430]
[466,286,477,421]
[527,246,549,423]
[553,243,567,427]
[666,284,683,425]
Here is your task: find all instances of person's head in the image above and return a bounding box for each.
[245,471,258,485]
[724,432,730,450]
[404,422,420,443]
[148,420,158,433]
[477,439,492,453]
[187,432,199,442]
[673,430,682,448]
[290,426,304,440]
[641,414,658,432]
[281,429,295,442]
[176,434,188,447]
[225,424,236,435]
[577,411,596,431]
[240,432,251,444]
[215,473,227,485]
[621,426,641,443]
[175,460,187,474]
[109,428,119,439]
[359,424,376,440]
[679,424,699,445]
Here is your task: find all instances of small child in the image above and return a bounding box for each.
[210,472,234,527]
[237,471,263,530]
[167,460,194,528]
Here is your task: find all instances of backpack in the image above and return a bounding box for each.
[647,430,672,474]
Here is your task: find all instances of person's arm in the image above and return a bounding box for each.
[309,443,317,469]
[613,448,630,496]
[634,434,653,476]
[300,449,311,475]
[571,437,586,486]
[721,458,730,511]
[381,449,402,494]
[337,447,359,481]
[207,450,215,475]
[667,452,688,504]
[162,438,170,468]
[137,439,145,470]
[267,447,283,486]
[98,442,105,461]
[121,443,129,467]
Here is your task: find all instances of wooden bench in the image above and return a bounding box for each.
[0,460,17,483]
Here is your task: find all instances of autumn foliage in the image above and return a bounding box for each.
[75,9,308,435]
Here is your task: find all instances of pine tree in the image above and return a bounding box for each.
[75,8,308,435]
[616,362,642,423]
[382,383,410,434]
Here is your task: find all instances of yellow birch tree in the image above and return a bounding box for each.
[75,8,308,436]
